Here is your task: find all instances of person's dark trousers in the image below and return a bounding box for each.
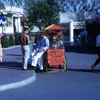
[94,47,100,66]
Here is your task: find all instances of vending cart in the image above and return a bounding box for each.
[44,24,67,72]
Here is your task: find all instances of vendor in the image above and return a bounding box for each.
[31,32,50,72]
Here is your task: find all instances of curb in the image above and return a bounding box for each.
[0,73,36,91]
[0,45,36,91]
[3,45,21,50]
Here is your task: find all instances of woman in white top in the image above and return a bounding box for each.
[91,34,100,71]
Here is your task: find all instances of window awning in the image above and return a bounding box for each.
[0,16,6,24]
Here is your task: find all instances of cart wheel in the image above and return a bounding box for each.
[44,63,50,72]
[59,65,62,69]
[64,60,67,72]
[43,52,48,72]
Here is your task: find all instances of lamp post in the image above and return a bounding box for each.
[69,20,74,42]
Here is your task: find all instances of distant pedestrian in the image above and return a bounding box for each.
[80,30,85,46]
[91,34,100,71]
[80,29,88,46]
[83,29,88,43]
[0,33,3,63]
[20,26,30,70]
[74,33,78,43]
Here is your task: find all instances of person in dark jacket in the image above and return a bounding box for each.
[91,34,100,71]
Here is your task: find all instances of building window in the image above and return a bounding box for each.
[6,16,12,27]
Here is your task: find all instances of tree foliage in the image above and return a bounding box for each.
[14,34,21,45]
[1,0,23,6]
[1,35,9,48]
[28,1,59,30]
[58,0,100,21]
[9,35,15,46]
[1,0,59,30]
[58,0,100,13]
[2,0,100,13]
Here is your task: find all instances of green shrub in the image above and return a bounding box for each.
[1,35,9,48]
[15,34,21,45]
[9,35,15,46]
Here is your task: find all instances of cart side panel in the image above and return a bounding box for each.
[48,49,66,66]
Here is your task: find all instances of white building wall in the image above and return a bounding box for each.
[18,17,22,33]
[69,20,74,42]
[0,27,2,33]
[59,12,96,24]
[5,6,24,14]
[3,27,14,34]
[1,6,24,35]
[59,12,77,23]
[3,16,14,34]
[14,18,22,33]
[59,12,87,42]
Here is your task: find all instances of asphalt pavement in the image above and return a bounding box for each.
[0,41,98,92]
[0,46,36,91]
[0,45,99,100]
[0,42,100,100]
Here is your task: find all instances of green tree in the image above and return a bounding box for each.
[28,1,59,30]
[59,0,100,13]
[15,34,21,45]
[1,35,9,48]
[1,0,59,30]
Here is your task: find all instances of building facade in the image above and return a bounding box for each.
[0,6,24,35]
[59,12,96,42]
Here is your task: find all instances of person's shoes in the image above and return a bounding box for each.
[40,70,44,73]
[22,68,27,71]
[30,65,37,70]
[28,64,33,70]
[35,67,40,73]
[91,65,95,71]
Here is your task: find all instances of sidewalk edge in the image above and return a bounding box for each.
[0,73,36,91]
[3,45,21,50]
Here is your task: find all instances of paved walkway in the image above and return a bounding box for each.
[0,46,36,91]
[0,41,97,91]
[64,41,100,71]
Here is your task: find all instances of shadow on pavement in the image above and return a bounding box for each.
[6,54,22,57]
[67,68,100,73]
[0,62,22,70]
[64,42,96,54]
